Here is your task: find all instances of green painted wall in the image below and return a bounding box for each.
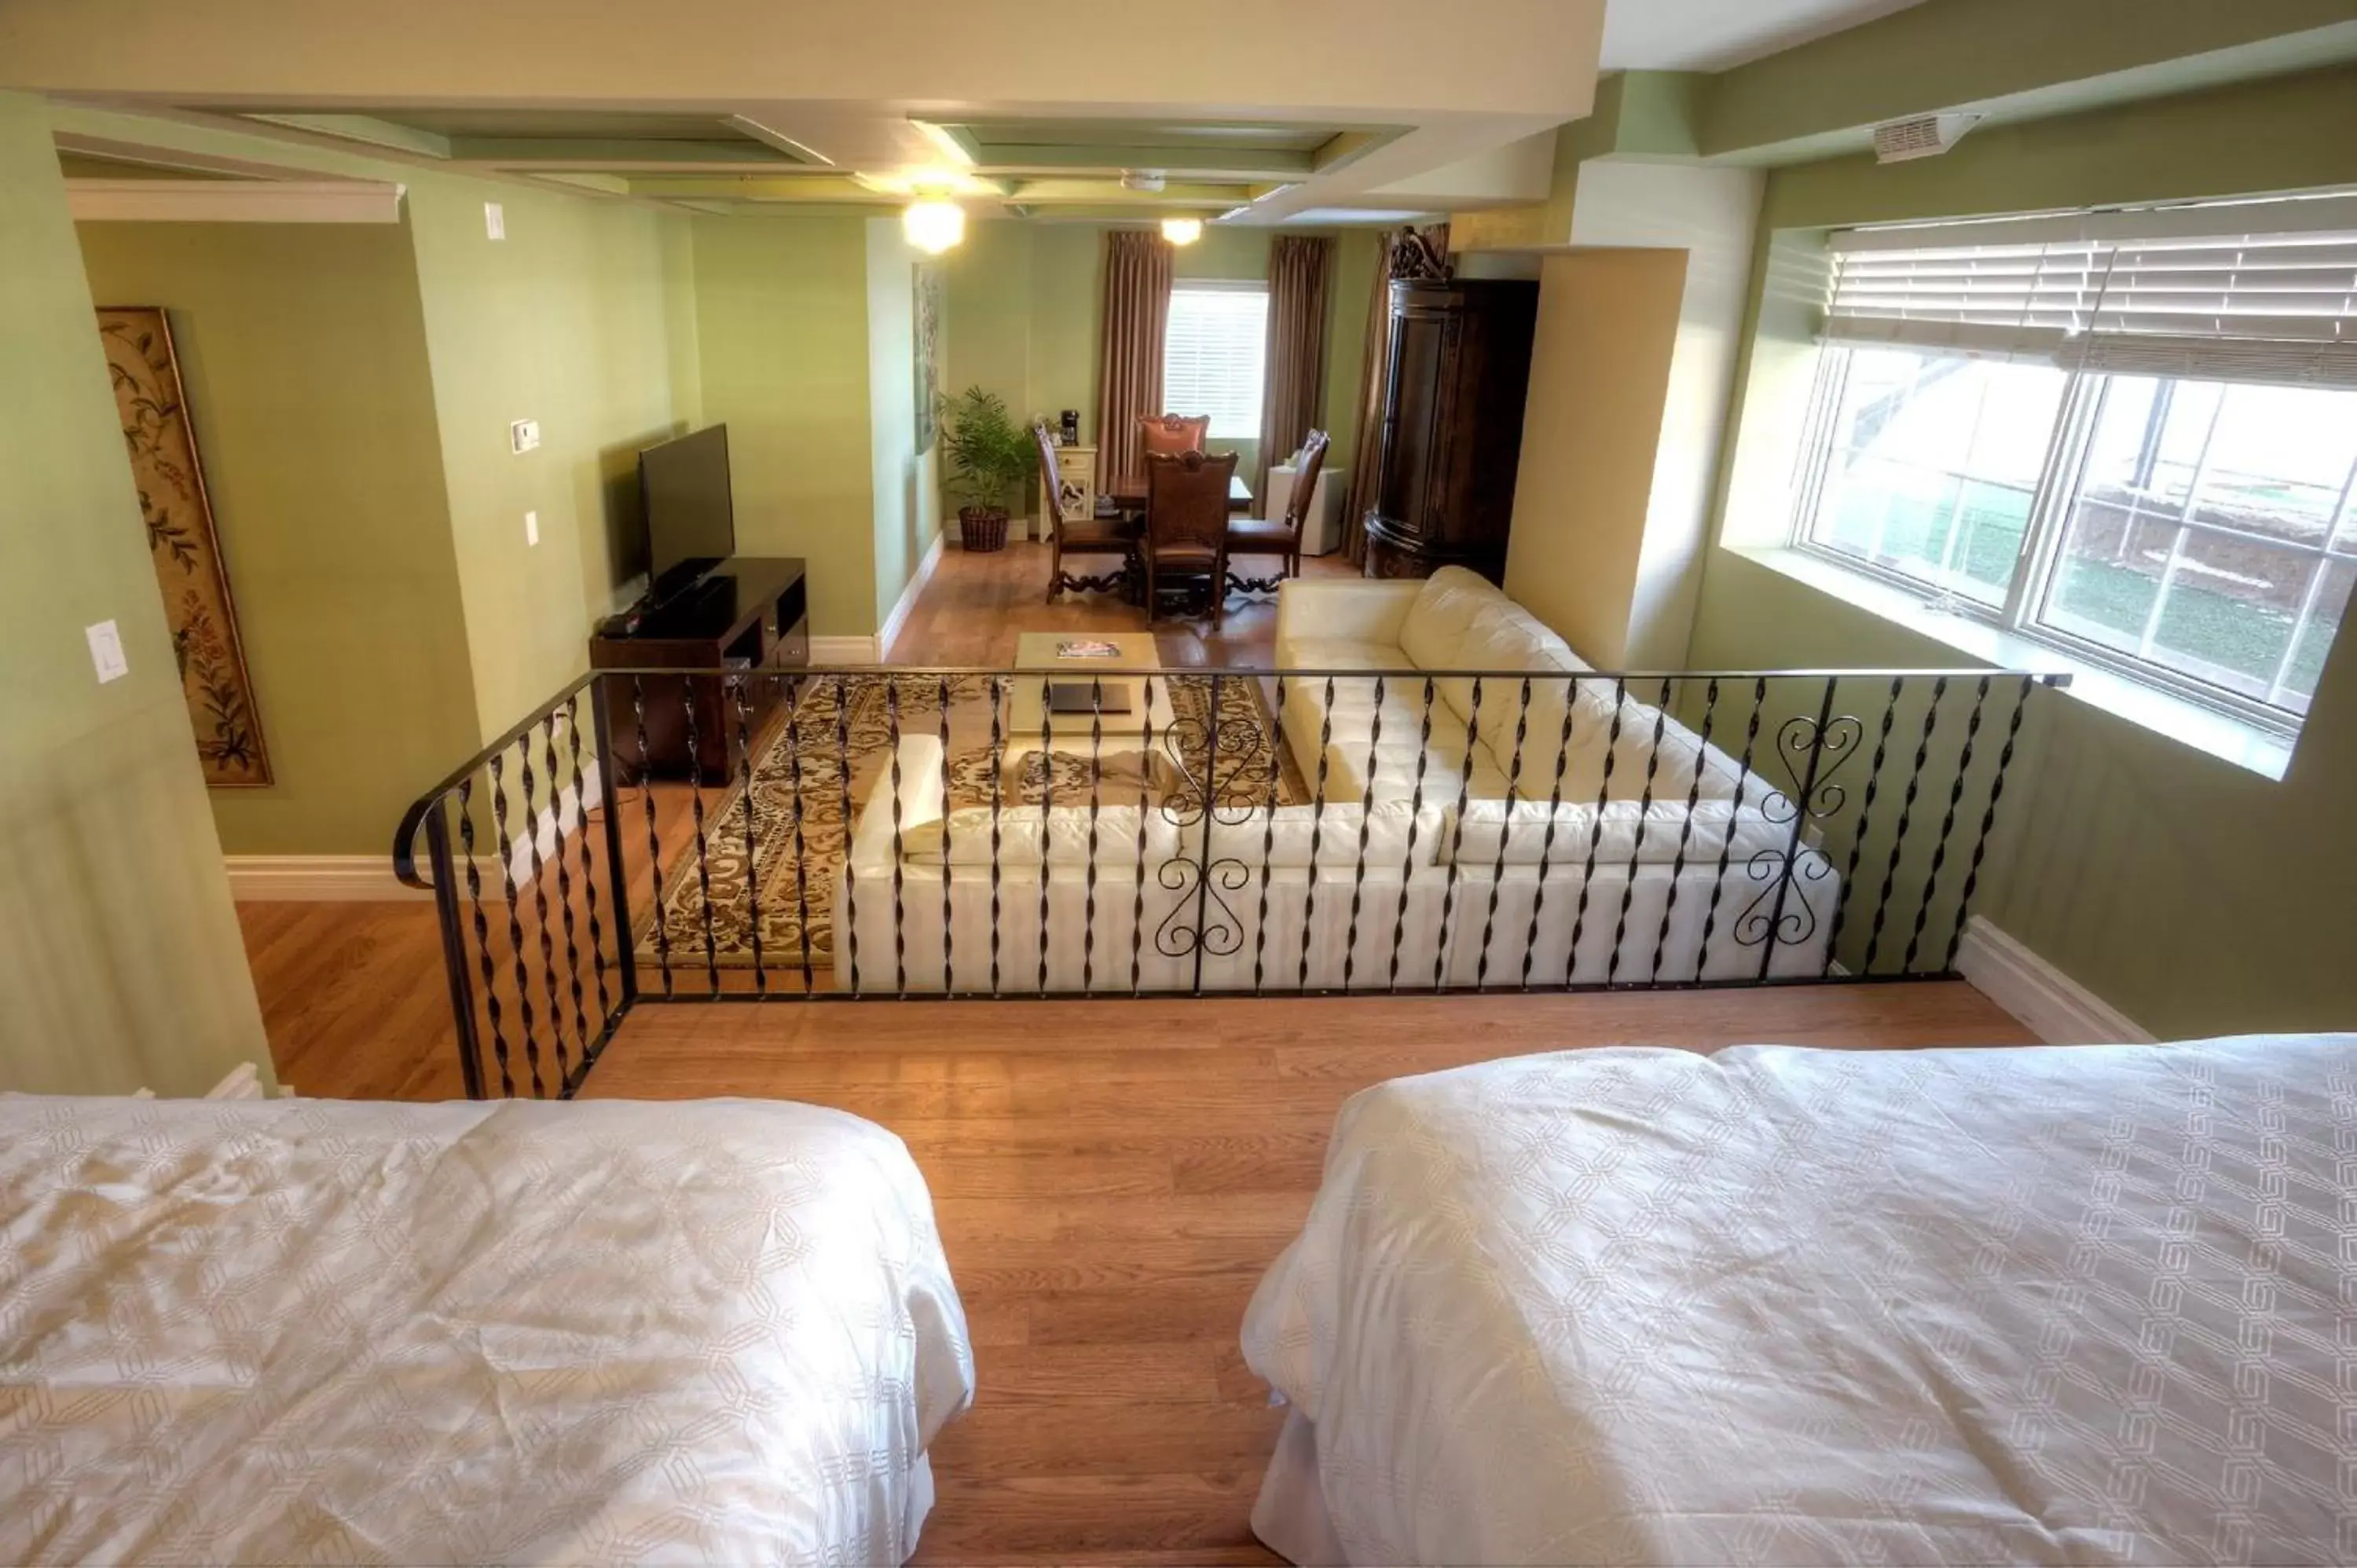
[1700,0,2357,159]
[866,215,943,630]
[407,178,696,739]
[49,104,707,757]
[1764,60,2357,230]
[0,92,270,1095]
[73,220,479,855]
[1687,64,2357,1036]
[689,216,878,638]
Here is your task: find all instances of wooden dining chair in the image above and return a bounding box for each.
[1036,422,1133,603]
[1226,428,1329,595]
[1138,413,1210,459]
[1142,448,1240,628]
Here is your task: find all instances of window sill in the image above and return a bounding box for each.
[1731,547,2296,782]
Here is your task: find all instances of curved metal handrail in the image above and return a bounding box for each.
[391,669,599,889]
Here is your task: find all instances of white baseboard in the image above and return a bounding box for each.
[229,757,601,901]
[1956,914,2154,1045]
[227,855,431,901]
[809,634,878,664]
[808,527,947,667]
[876,528,945,663]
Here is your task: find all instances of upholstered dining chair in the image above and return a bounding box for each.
[1142,448,1240,627]
[1035,421,1134,603]
[1226,428,1329,595]
[1138,413,1210,459]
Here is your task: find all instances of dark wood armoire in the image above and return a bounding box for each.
[1362,277,1540,582]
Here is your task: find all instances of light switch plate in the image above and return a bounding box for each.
[484,201,505,240]
[525,510,540,547]
[85,620,128,683]
[510,418,540,454]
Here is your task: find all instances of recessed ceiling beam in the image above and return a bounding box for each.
[447,137,802,166]
[68,177,405,223]
[723,114,834,165]
[910,119,981,166]
[1005,178,1255,205]
[240,112,451,159]
[1309,129,1404,172]
[52,131,327,182]
[621,174,878,200]
[969,141,1313,178]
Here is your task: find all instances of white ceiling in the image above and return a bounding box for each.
[1600,0,1927,71]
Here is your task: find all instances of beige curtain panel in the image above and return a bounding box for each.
[1255,234,1334,498]
[1095,229,1176,496]
[1340,229,1402,562]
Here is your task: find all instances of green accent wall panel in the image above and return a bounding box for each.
[0,92,270,1096]
[74,219,479,855]
[689,216,878,638]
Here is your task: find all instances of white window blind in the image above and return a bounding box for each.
[1164,283,1268,440]
[1822,200,2357,388]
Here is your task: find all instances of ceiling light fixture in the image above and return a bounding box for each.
[904,198,966,255]
[1161,216,1204,247]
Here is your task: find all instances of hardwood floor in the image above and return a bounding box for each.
[885,537,1355,666]
[232,542,2040,1563]
[584,987,2035,1565]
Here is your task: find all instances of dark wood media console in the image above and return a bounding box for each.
[590,556,808,785]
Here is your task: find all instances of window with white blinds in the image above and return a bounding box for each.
[1822,202,2357,388]
[1163,283,1269,440]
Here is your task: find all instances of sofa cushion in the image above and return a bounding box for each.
[896,804,1182,868]
[900,799,1444,871]
[1396,567,1503,672]
[1284,679,1474,775]
[1273,636,1406,674]
[1321,740,1510,816]
[1443,797,1794,868]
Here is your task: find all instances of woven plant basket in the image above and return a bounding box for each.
[959,506,1010,552]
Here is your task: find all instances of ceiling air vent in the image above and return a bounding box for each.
[1872,112,1984,164]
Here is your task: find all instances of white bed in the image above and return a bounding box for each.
[0,1094,973,1565]
[1242,1034,2357,1566]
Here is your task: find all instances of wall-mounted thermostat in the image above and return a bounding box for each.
[510,418,540,454]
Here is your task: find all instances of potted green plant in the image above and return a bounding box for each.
[940,386,1034,552]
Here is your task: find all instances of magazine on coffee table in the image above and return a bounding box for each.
[1055,639,1124,659]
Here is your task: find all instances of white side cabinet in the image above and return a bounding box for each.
[1039,442,1097,540]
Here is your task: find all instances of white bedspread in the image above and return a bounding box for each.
[1243,1035,2357,1566]
[0,1095,973,1565]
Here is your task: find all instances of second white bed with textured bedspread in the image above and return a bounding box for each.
[1243,1035,2357,1566]
[0,1095,973,1565]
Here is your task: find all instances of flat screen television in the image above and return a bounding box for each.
[639,424,735,602]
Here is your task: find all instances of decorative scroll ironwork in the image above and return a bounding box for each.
[392,661,2068,1101]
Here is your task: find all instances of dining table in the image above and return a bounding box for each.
[1102,471,1253,515]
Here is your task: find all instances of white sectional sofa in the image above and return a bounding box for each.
[834,570,1837,993]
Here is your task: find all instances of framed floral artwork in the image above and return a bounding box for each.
[913,262,943,456]
[96,306,272,786]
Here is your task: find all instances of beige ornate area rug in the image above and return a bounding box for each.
[632,672,1306,981]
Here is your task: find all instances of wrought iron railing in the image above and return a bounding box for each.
[394,664,2069,1098]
